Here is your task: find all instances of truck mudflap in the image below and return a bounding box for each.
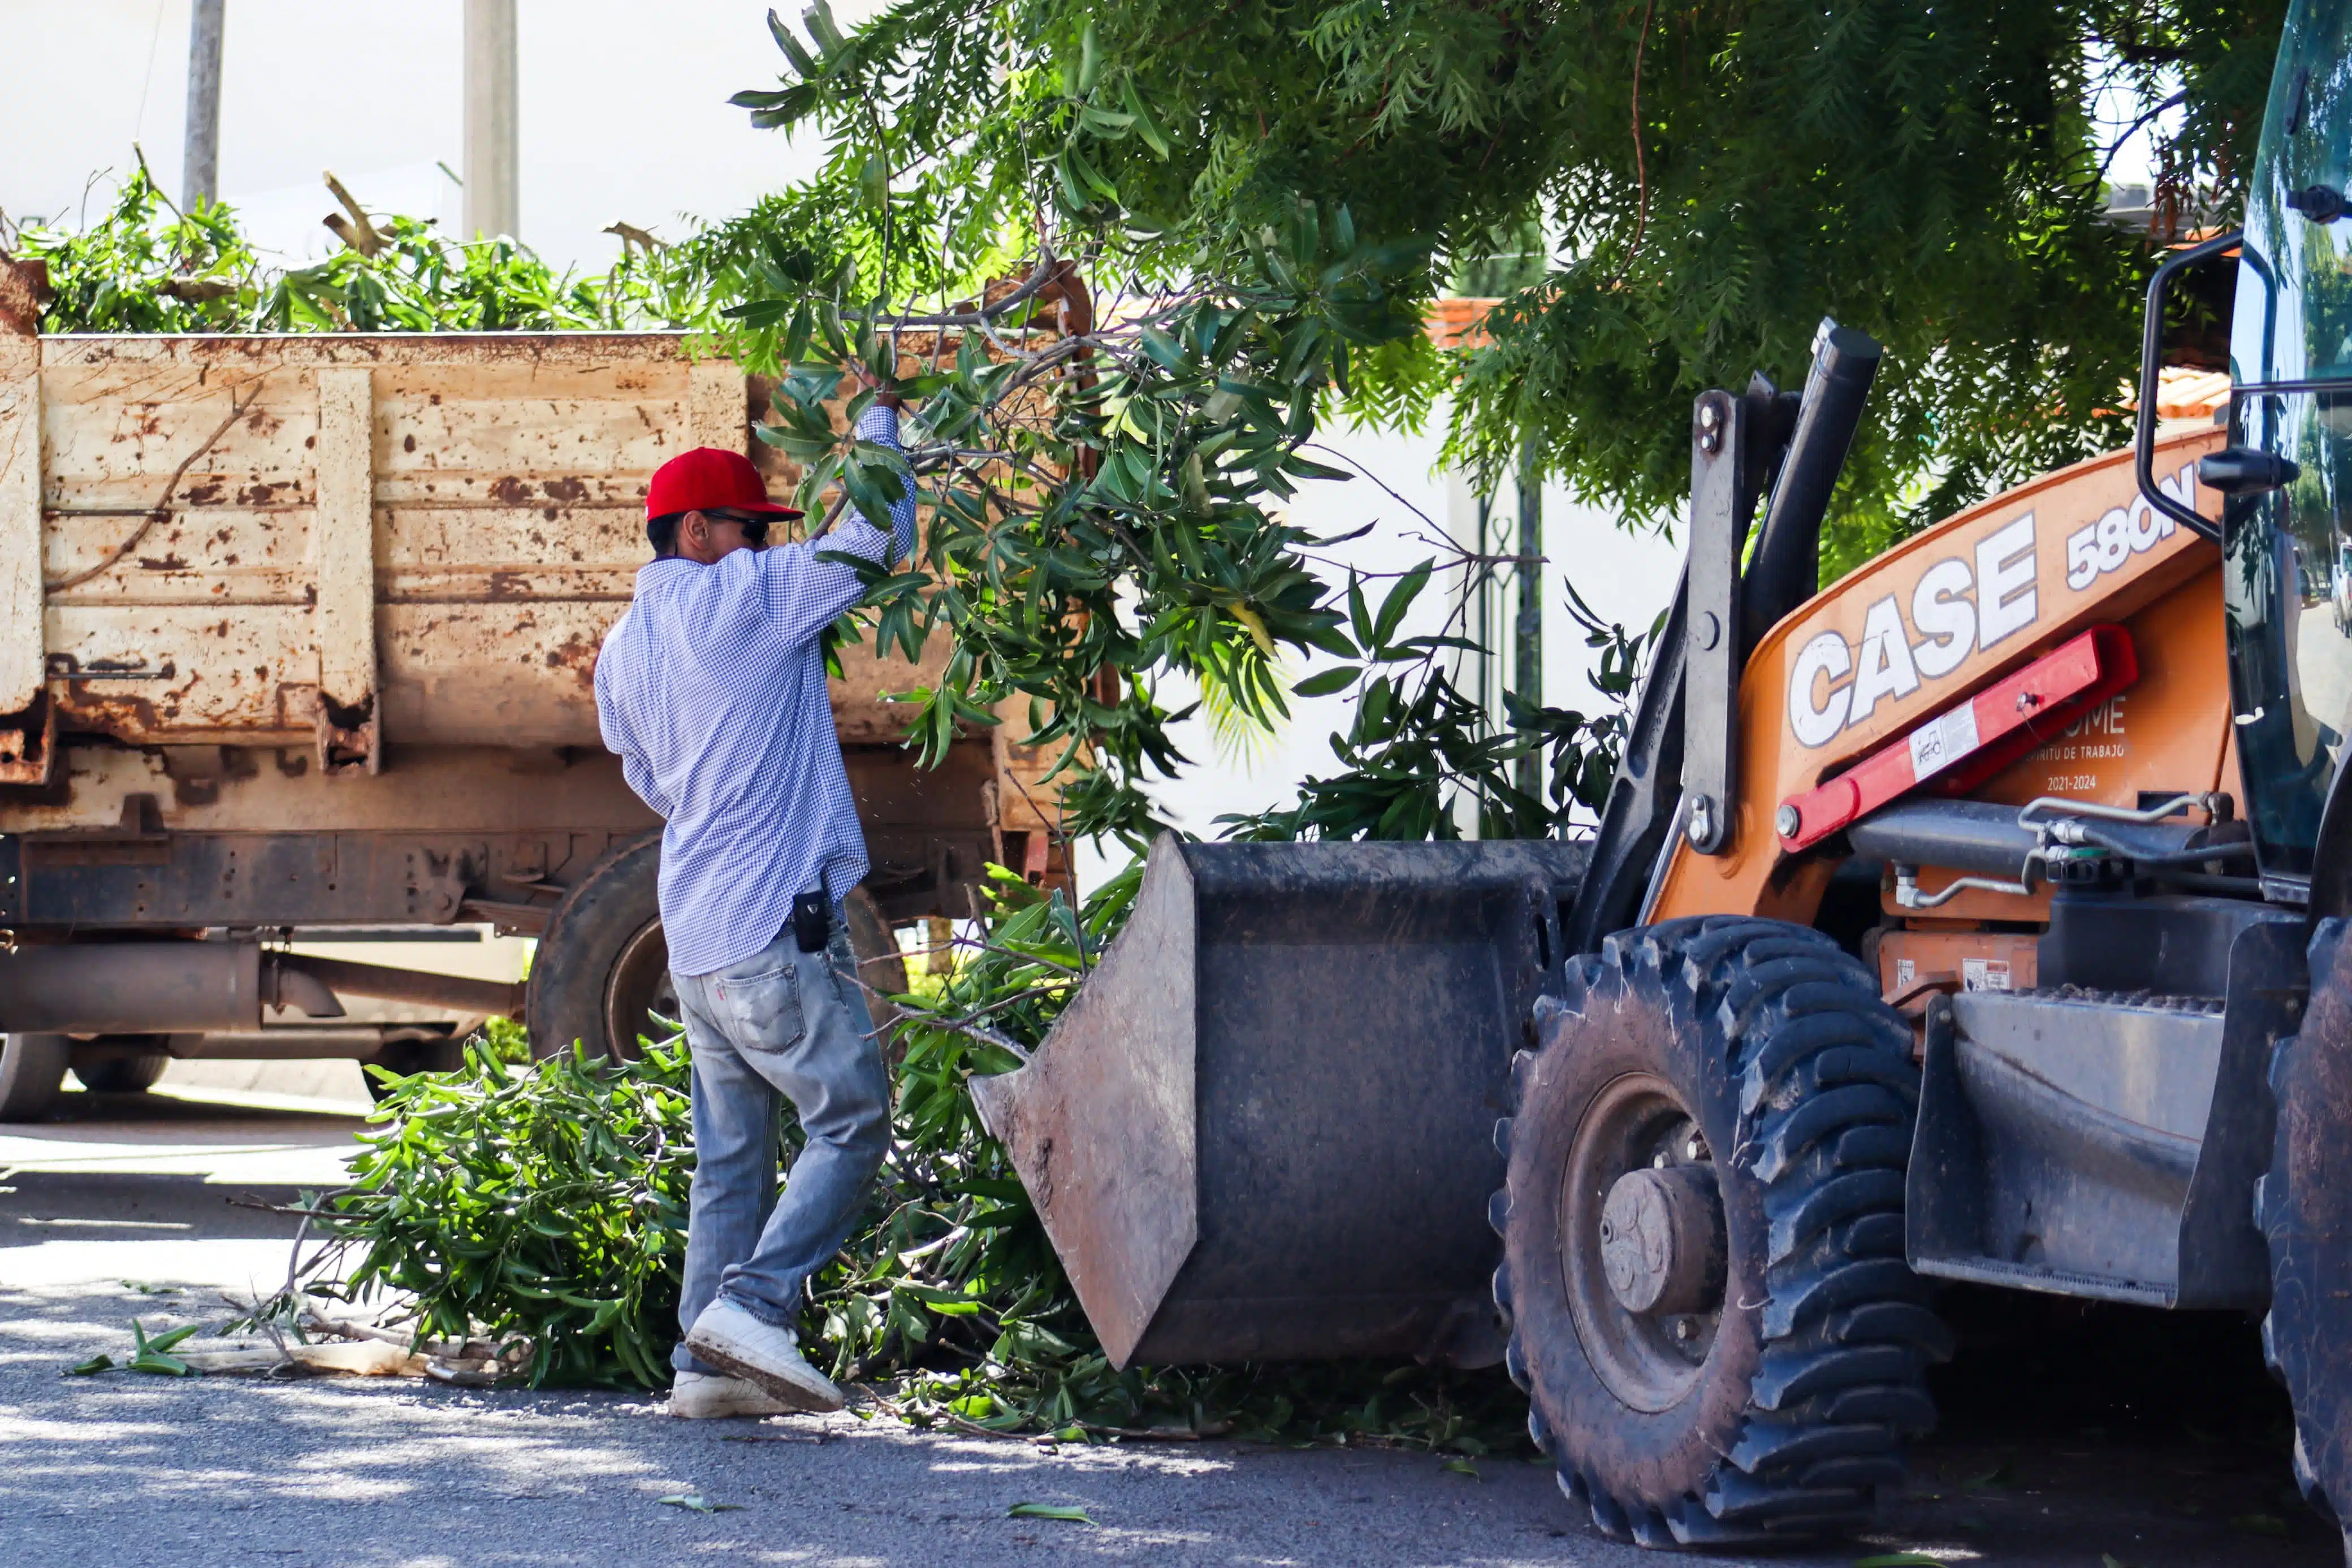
[969,834,1585,1370]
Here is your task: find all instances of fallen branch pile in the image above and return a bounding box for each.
[202,861,1527,1455]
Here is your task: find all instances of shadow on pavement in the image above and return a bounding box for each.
[1869,1285,2339,1565]
[18,1085,370,1137]
[0,1172,313,1245]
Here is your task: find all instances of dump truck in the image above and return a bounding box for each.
[973,1,2352,1554]
[0,322,1068,1119]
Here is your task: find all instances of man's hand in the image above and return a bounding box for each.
[844,359,904,412]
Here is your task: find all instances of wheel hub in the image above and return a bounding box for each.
[1599,1164,1725,1315]
[602,917,677,1060]
[1560,1072,1729,1411]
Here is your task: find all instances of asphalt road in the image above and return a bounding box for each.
[1,1084,2341,1568]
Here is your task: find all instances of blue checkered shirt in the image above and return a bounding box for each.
[594,405,918,977]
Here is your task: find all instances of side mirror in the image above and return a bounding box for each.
[2199,445,2302,497]
[2136,229,2243,544]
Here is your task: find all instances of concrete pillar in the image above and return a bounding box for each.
[1445,469,1497,839]
[463,0,520,240]
[182,0,226,207]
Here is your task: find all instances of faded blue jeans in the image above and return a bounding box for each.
[669,921,891,1375]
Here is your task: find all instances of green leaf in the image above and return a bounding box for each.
[1065,141,1118,203]
[65,1354,113,1376]
[120,1281,180,1295]
[1291,666,1358,698]
[764,7,819,76]
[801,0,842,55]
[2233,1514,2290,1537]
[1121,75,1171,158]
[659,1494,744,1513]
[899,1283,984,1316]
[1439,1457,1480,1479]
[1279,452,1352,482]
[1138,327,1186,372]
[1370,561,1432,651]
[1052,150,1089,214]
[1007,1502,1092,1523]
[1075,19,1102,94]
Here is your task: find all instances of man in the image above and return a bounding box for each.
[594,383,917,1419]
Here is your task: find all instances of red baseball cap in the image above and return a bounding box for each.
[645,447,804,521]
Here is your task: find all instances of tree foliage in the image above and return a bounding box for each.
[720,0,1691,846]
[732,0,2288,565]
[7,160,905,345]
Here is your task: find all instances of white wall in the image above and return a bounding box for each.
[2,0,839,269]
[1070,416,1680,893]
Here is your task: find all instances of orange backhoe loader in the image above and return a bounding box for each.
[971,0,2352,1556]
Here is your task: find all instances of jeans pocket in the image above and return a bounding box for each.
[715,963,807,1054]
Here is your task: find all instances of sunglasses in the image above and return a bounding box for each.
[704,509,772,545]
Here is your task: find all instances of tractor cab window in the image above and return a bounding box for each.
[2236,0,2352,384]
[2229,0,2352,878]
[2225,389,2352,876]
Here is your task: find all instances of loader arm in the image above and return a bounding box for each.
[1566,325,1881,953]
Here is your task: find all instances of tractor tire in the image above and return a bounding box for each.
[72,1039,171,1095]
[0,1033,71,1121]
[2256,915,2352,1558]
[1494,916,1948,1548]
[528,833,671,1063]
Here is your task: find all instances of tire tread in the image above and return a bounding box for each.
[1503,918,1935,1546]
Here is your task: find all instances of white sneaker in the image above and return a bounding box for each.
[668,1370,797,1419]
[682,1298,845,1413]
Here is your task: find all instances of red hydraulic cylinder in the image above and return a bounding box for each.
[1775,625,2138,853]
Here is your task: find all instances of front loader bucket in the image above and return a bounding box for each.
[970,834,1584,1370]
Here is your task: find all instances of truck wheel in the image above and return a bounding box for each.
[2256,915,2352,1556]
[842,887,906,1052]
[528,833,905,1064]
[0,1034,71,1121]
[1494,916,1946,1548]
[72,1039,170,1094]
[528,834,671,1063]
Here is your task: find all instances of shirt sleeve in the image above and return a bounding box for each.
[595,636,675,818]
[754,402,920,646]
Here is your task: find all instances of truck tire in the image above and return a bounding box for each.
[1494,916,1946,1548]
[528,833,669,1063]
[2256,915,2352,1558]
[72,1038,170,1094]
[0,1033,71,1121]
[843,887,906,1054]
[528,833,907,1064]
